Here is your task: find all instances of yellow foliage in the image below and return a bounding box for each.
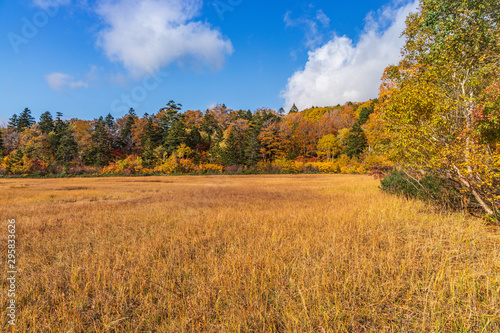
[312,161,339,173]
[101,156,144,175]
[199,163,224,173]
[2,153,47,175]
[154,154,178,174]
[364,154,394,170]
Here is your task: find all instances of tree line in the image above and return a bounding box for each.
[0,100,382,176]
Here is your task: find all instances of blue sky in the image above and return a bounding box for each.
[0,0,418,123]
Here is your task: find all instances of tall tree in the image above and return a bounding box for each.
[120,108,136,155]
[380,0,500,219]
[222,129,242,166]
[317,134,342,161]
[7,114,18,130]
[17,108,35,131]
[55,125,78,164]
[187,125,203,150]
[342,122,367,158]
[0,128,5,158]
[84,117,113,166]
[39,111,54,134]
[164,119,186,154]
[244,129,261,166]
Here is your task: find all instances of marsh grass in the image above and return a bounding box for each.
[1,175,499,332]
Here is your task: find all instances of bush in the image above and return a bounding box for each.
[199,163,224,174]
[67,166,101,176]
[380,170,471,211]
[224,164,245,174]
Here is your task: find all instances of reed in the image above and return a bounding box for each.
[1,174,499,332]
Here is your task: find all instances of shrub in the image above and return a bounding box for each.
[224,164,245,174]
[199,163,224,174]
[380,170,471,211]
[67,166,101,176]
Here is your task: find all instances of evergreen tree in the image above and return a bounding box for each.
[358,104,374,126]
[85,117,113,166]
[187,125,202,150]
[201,112,218,143]
[7,114,18,130]
[39,111,54,134]
[120,108,136,155]
[343,122,368,158]
[289,103,299,114]
[141,137,156,168]
[0,128,5,158]
[142,117,161,148]
[244,130,261,166]
[164,119,186,153]
[55,126,78,164]
[17,108,35,130]
[141,117,162,167]
[223,130,242,166]
[53,112,65,134]
[104,113,116,132]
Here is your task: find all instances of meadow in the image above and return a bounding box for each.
[1,174,499,332]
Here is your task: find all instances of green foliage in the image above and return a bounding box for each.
[358,105,374,126]
[222,130,243,166]
[187,125,202,150]
[39,111,54,134]
[0,128,5,158]
[164,119,186,154]
[342,122,367,158]
[244,130,261,166]
[55,129,78,164]
[17,108,35,131]
[84,117,113,166]
[380,170,470,211]
[142,117,161,149]
[120,109,136,155]
[7,114,18,130]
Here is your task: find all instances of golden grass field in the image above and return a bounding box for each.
[1,174,500,332]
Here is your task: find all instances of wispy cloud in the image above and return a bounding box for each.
[282,1,418,111]
[284,8,331,49]
[95,0,234,78]
[45,72,88,92]
[32,0,71,9]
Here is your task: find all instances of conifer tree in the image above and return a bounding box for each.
[39,111,54,134]
[17,108,35,131]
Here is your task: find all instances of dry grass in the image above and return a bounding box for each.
[1,174,499,332]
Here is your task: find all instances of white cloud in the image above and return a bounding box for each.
[96,0,234,78]
[281,1,418,111]
[45,72,88,92]
[0,116,7,127]
[315,10,331,28]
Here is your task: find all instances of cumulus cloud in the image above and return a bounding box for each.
[282,1,418,111]
[45,72,88,92]
[96,0,234,78]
